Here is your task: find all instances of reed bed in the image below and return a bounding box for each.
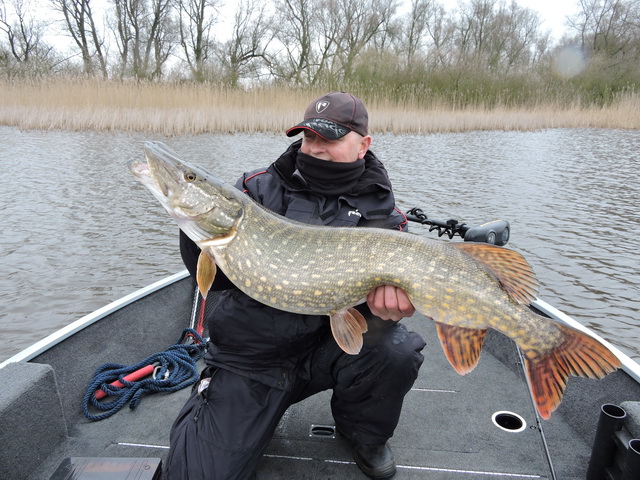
[1,78,639,134]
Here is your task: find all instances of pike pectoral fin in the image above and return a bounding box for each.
[452,243,539,305]
[436,322,487,375]
[524,324,620,420]
[196,251,217,300]
[330,308,368,355]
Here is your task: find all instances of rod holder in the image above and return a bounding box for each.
[587,403,627,480]
[620,438,640,480]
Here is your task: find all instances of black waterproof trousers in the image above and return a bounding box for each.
[165,321,425,479]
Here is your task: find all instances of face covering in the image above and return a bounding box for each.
[295,151,365,196]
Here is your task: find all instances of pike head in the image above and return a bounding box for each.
[128,141,244,246]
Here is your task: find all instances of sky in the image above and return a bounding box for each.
[416,0,577,41]
[495,0,577,40]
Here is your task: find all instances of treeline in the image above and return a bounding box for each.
[1,0,639,107]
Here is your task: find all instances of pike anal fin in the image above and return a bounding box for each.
[331,308,368,355]
[196,251,217,300]
[524,324,621,420]
[436,323,487,375]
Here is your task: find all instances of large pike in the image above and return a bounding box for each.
[129,141,620,420]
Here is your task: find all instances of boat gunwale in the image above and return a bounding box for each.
[532,297,640,383]
[0,270,190,369]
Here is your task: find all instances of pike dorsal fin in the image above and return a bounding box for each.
[452,243,539,305]
[330,308,368,355]
[196,250,217,300]
[436,322,487,375]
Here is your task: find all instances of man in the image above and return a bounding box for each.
[167,92,426,479]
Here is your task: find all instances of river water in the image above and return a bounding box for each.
[1,126,638,363]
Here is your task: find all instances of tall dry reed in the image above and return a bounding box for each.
[1,78,639,134]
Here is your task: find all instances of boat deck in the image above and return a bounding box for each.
[3,276,640,479]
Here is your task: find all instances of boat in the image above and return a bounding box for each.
[2,216,640,480]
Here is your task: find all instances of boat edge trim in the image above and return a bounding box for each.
[532,298,640,384]
[0,270,190,369]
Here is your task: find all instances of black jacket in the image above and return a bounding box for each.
[180,140,408,390]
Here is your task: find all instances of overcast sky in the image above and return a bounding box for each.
[502,0,576,40]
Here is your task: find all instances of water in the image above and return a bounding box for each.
[1,126,638,363]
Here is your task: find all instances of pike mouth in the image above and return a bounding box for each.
[128,159,151,179]
[128,159,165,193]
[128,158,174,198]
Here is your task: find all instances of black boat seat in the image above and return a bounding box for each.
[0,362,67,479]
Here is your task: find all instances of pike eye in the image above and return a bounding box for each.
[184,171,197,182]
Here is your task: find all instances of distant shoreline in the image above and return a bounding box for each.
[2,79,639,134]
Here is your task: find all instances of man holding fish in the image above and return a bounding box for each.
[130,91,619,479]
[166,92,426,479]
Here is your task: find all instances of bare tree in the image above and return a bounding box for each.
[111,0,129,77]
[327,0,400,78]
[402,0,431,65]
[1,0,56,76]
[569,0,640,57]
[215,0,274,86]
[487,1,546,71]
[1,0,47,62]
[453,0,547,72]
[271,0,399,85]
[177,0,220,81]
[111,0,175,80]
[423,1,455,68]
[271,0,315,84]
[456,0,498,66]
[311,0,342,84]
[50,0,108,77]
[396,0,455,69]
[565,0,640,96]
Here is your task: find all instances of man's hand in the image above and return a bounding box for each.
[366,285,415,322]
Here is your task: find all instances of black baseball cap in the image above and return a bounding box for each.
[286,92,369,140]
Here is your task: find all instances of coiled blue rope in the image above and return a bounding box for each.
[82,328,205,421]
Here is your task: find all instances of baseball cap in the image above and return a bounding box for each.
[286,92,369,140]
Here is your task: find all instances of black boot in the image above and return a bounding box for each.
[337,427,396,479]
[352,441,396,479]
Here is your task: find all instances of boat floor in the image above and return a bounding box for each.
[14,277,640,479]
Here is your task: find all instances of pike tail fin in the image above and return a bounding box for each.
[524,324,621,420]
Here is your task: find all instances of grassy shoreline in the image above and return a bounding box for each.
[2,79,639,134]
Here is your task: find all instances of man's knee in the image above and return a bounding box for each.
[391,334,425,391]
[374,323,425,370]
[336,323,425,393]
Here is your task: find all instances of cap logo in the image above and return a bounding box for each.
[315,101,330,114]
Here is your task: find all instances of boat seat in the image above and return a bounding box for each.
[0,362,68,480]
[621,401,640,438]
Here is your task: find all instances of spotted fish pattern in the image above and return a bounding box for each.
[129,141,621,420]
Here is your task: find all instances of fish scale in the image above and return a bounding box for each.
[220,211,399,312]
[129,140,621,420]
